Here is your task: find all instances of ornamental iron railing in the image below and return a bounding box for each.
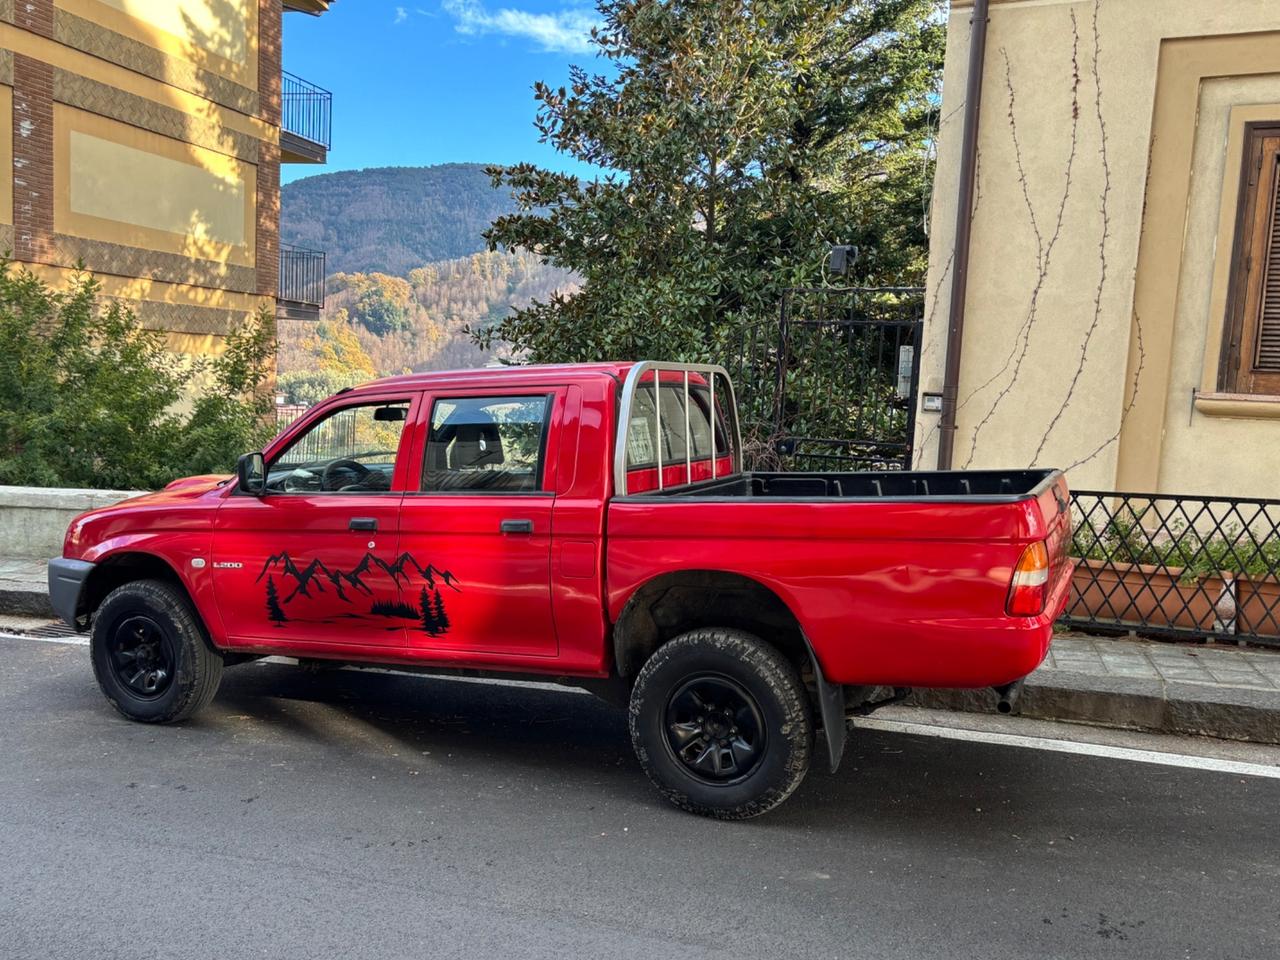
[282,70,332,150]
[1065,490,1280,647]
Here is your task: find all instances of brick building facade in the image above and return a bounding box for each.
[0,0,330,360]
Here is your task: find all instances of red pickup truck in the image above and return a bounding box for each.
[49,361,1072,818]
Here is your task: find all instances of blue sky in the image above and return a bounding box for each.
[281,1,607,185]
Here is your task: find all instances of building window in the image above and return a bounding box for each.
[1222,122,1280,396]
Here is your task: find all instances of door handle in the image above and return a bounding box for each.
[500,519,534,534]
[349,517,378,532]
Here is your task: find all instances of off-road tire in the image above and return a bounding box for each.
[628,628,812,819]
[90,579,223,723]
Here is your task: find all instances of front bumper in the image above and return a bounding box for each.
[47,557,94,629]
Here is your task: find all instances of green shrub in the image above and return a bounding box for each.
[0,262,276,490]
[1071,505,1280,582]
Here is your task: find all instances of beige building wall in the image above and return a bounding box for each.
[2,0,288,360]
[919,0,1280,498]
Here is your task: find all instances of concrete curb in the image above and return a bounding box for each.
[911,671,1280,746]
[0,585,53,619]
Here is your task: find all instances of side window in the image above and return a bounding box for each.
[423,395,551,493]
[625,382,727,470]
[688,385,727,458]
[265,401,410,495]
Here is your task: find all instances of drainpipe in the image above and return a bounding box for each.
[936,0,990,470]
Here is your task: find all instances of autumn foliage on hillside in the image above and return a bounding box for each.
[275,249,577,401]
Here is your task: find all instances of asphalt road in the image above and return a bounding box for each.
[2,638,1279,960]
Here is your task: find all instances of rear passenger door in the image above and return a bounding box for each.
[397,390,561,659]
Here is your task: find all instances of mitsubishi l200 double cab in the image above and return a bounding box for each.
[49,362,1073,818]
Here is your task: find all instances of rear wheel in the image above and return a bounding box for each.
[628,628,812,819]
[90,580,223,723]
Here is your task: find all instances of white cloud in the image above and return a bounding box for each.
[442,0,598,55]
[394,6,409,23]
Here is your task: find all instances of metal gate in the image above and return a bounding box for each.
[729,286,924,471]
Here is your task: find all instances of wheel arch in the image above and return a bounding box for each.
[81,552,192,624]
[612,570,811,676]
[612,568,848,773]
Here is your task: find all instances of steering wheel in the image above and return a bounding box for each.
[321,458,372,492]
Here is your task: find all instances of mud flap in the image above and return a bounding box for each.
[807,645,847,773]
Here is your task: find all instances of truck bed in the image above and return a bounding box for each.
[606,467,1072,689]
[646,468,1061,502]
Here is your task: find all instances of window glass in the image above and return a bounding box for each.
[626,381,725,469]
[423,395,550,493]
[626,384,660,467]
[266,401,410,494]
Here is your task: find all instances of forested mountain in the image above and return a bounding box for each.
[280,164,520,275]
[276,249,579,401]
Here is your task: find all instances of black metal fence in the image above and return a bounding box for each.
[278,243,326,311]
[282,70,332,149]
[1066,490,1280,647]
[727,287,924,471]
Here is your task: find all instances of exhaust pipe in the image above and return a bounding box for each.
[993,680,1024,714]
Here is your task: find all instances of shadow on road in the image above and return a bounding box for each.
[202,659,1271,842]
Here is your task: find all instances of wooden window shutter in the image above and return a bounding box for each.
[1223,125,1280,395]
[1259,163,1280,374]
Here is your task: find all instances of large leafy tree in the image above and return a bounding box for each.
[479,0,944,363]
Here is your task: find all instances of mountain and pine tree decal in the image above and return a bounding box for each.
[257,551,460,635]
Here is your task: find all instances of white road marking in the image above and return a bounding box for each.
[0,631,88,646]
[853,716,1280,781]
[7,631,1279,780]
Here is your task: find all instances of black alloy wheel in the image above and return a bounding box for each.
[628,628,813,819]
[90,580,224,723]
[663,674,767,785]
[106,614,176,700]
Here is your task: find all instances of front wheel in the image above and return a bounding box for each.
[90,579,223,723]
[628,628,812,819]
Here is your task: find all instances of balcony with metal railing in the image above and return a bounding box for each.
[281,70,332,163]
[277,243,326,321]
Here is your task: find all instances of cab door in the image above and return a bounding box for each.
[396,389,561,659]
[212,393,420,650]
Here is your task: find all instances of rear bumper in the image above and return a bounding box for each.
[47,558,94,629]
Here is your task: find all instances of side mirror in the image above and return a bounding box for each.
[237,452,266,496]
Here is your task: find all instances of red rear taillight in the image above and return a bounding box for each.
[1006,541,1050,616]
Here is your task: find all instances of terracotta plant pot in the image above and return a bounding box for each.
[1238,575,1280,637]
[1068,559,1227,632]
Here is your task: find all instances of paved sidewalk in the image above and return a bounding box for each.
[1044,633,1280,689]
[915,632,1280,745]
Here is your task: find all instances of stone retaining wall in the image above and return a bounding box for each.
[0,486,145,560]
